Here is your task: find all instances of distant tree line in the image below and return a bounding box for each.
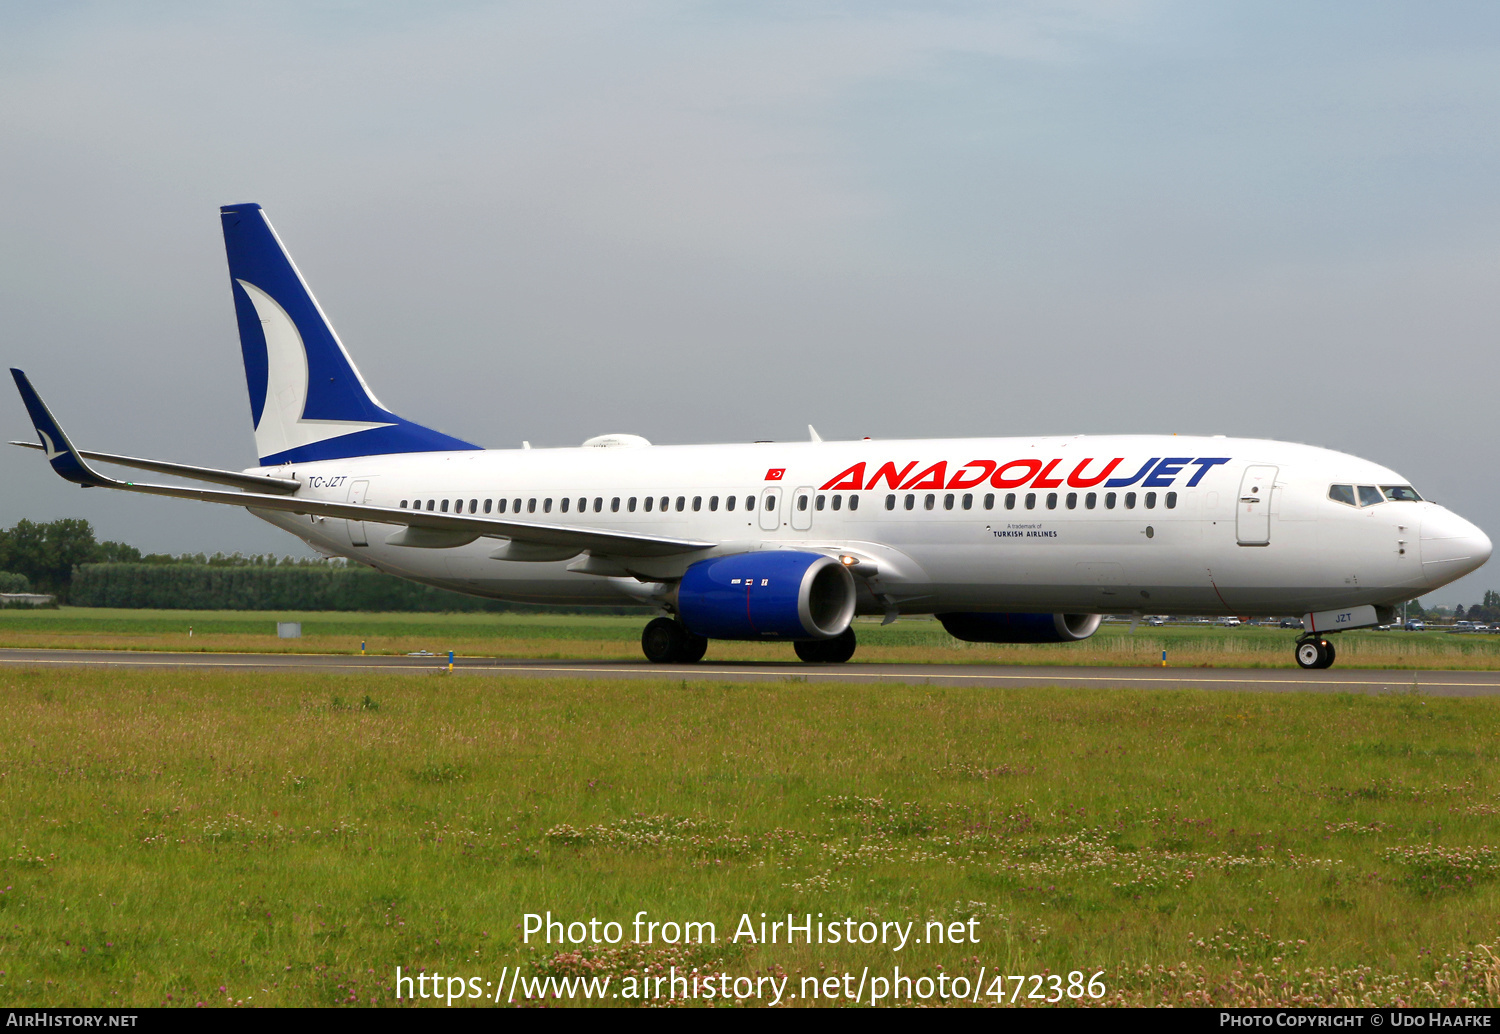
[0,517,645,612]
[1454,591,1500,624]
[70,562,517,612]
[0,518,141,596]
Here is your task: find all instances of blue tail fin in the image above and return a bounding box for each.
[220,203,480,465]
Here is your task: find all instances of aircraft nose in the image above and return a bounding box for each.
[1421,508,1493,584]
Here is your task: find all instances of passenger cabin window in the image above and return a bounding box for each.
[745,496,755,511]
[644,497,654,512]
[1005,493,1016,510]
[1046,492,1057,510]
[984,493,995,510]
[470,499,478,512]
[400,500,408,508]
[560,498,570,513]
[1125,492,1136,509]
[815,495,825,511]
[440,499,449,512]
[962,493,973,510]
[1357,485,1384,507]
[1382,485,1422,502]
[943,493,954,510]
[629,497,638,512]
[594,498,603,512]
[512,499,521,513]
[1025,493,1036,509]
[543,498,552,513]
[662,497,671,512]
[1105,492,1116,509]
[1066,492,1077,510]
[497,499,507,513]
[1085,492,1096,509]
[848,495,858,511]
[709,496,718,511]
[830,495,840,511]
[1328,484,1356,506]
[762,496,773,511]
[797,495,808,511]
[483,499,492,513]
[612,497,621,512]
[692,496,702,512]
[1166,492,1177,509]
[904,494,915,510]
[1145,492,1156,509]
[925,494,936,510]
[725,495,735,511]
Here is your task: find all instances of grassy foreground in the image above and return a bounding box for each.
[1,666,1498,1007]
[3,608,1500,669]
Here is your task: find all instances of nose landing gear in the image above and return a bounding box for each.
[1295,636,1336,670]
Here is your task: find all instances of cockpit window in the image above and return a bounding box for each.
[1357,485,1384,507]
[1381,485,1422,502]
[1328,484,1356,506]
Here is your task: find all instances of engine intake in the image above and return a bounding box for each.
[677,551,856,640]
[938,612,1102,644]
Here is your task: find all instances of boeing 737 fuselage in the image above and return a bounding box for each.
[11,204,1491,668]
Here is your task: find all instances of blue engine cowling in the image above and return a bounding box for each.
[677,551,856,640]
[937,612,1102,643]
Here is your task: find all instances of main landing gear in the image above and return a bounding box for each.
[794,627,857,664]
[638,620,860,664]
[1295,636,1337,670]
[641,617,707,664]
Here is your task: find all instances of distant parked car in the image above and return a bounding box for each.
[1280,618,1304,629]
[1404,619,1425,631]
[1218,617,1242,627]
[1452,621,1477,633]
[1145,616,1165,626]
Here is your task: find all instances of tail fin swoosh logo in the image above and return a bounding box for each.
[37,429,63,460]
[235,278,393,457]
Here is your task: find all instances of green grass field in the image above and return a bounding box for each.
[2,607,1499,670]
[1,665,1498,1007]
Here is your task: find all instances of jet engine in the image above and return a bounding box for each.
[937,612,1102,644]
[676,551,856,640]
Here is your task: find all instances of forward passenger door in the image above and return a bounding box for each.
[1236,466,1277,546]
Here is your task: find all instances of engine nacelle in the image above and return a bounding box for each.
[677,551,856,641]
[937,612,1102,644]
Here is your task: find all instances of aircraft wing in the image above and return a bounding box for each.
[9,370,715,560]
[8,441,300,494]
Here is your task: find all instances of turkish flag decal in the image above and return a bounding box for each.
[765,468,785,481]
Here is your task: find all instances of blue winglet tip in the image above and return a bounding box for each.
[9,370,110,488]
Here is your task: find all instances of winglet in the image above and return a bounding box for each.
[9,370,117,488]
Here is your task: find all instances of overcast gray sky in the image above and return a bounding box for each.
[3,1,1497,606]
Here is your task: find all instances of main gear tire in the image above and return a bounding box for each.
[642,618,705,663]
[793,627,857,664]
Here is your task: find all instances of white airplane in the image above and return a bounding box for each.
[10,203,1492,669]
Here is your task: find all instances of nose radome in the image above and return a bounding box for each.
[1421,508,1493,583]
